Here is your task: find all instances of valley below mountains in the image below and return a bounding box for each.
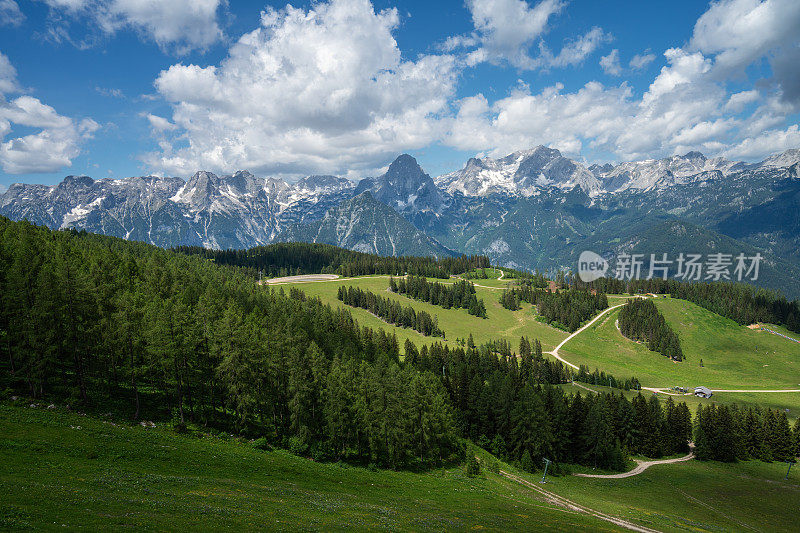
[3,146,800,296]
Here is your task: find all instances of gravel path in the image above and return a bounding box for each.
[574,451,695,479]
[544,304,627,370]
[500,469,661,533]
[263,274,341,284]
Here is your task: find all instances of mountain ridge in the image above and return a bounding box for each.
[274,191,453,258]
[2,148,800,297]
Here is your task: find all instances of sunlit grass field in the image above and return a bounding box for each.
[283,275,569,351]
[274,277,800,417]
[3,401,797,532]
[559,383,800,423]
[559,297,800,390]
[0,402,618,531]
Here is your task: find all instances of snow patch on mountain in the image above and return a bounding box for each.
[594,152,748,193]
[436,146,600,197]
[760,148,800,169]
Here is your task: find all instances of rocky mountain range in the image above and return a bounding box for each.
[2,146,800,295]
[276,191,452,258]
[437,146,601,196]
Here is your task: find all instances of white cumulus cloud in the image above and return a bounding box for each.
[453,0,565,68]
[144,113,176,132]
[600,48,622,76]
[134,0,800,171]
[0,52,98,174]
[41,0,225,54]
[629,51,655,70]
[0,0,24,26]
[0,52,19,94]
[537,26,611,69]
[689,0,800,104]
[445,42,786,161]
[147,0,458,177]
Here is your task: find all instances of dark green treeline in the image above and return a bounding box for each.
[176,242,490,279]
[592,277,800,334]
[618,298,684,361]
[390,275,487,318]
[337,285,444,337]
[500,283,609,332]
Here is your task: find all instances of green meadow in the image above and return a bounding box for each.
[283,275,568,351]
[0,401,617,531]
[559,383,800,423]
[559,297,800,390]
[3,401,798,532]
[280,275,800,419]
[532,458,800,532]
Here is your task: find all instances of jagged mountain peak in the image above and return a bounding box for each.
[760,148,800,168]
[681,151,706,161]
[222,170,258,194]
[382,154,432,190]
[436,146,600,197]
[358,154,445,214]
[186,170,219,184]
[387,153,422,172]
[597,152,742,193]
[59,175,95,189]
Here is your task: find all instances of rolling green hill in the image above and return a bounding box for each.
[288,277,800,392]
[3,401,799,532]
[282,275,569,352]
[559,297,800,390]
[286,273,800,418]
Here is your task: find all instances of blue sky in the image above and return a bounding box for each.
[0,0,798,189]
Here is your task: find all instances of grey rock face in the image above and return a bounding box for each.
[276,191,452,258]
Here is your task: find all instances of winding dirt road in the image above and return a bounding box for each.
[548,302,800,395]
[574,451,695,479]
[462,269,508,290]
[263,274,342,284]
[500,469,661,533]
[545,303,627,370]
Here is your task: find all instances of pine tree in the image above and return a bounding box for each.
[771,411,794,461]
[520,449,534,473]
[465,453,481,477]
[791,418,800,458]
[693,404,712,460]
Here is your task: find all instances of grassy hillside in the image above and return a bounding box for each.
[3,401,799,532]
[542,458,800,532]
[0,401,617,531]
[286,276,569,351]
[283,274,800,417]
[559,297,800,390]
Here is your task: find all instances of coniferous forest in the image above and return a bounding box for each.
[499,288,520,310]
[694,403,796,462]
[406,337,691,470]
[501,283,609,332]
[573,365,641,391]
[0,218,460,468]
[2,218,799,474]
[618,298,684,361]
[337,285,444,337]
[390,275,487,318]
[176,243,490,280]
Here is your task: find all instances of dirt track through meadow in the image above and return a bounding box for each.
[500,469,661,533]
